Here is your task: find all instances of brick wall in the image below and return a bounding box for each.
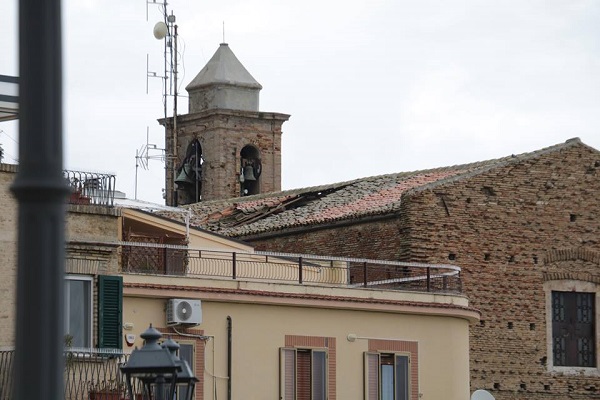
[241,143,600,399]
[0,165,122,347]
[0,164,18,346]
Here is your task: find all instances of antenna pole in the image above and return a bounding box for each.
[134,150,139,200]
[172,23,178,206]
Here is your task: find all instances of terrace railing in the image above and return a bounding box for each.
[0,348,137,400]
[120,242,462,294]
[64,169,116,207]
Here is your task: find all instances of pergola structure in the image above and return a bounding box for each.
[0,75,18,122]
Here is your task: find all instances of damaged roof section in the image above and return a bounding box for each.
[156,166,472,237]
[155,138,588,238]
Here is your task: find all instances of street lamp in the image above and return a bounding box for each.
[120,324,180,400]
[162,337,199,400]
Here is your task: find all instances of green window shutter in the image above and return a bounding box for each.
[98,275,123,349]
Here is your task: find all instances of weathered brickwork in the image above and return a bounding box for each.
[162,109,289,204]
[241,143,600,399]
[0,165,122,347]
[0,164,18,347]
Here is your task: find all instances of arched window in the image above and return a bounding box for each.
[175,139,202,204]
[240,145,261,196]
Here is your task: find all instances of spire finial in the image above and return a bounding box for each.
[222,21,225,44]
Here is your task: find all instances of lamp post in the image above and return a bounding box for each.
[162,337,199,400]
[120,325,180,400]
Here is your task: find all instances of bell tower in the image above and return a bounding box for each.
[160,43,290,206]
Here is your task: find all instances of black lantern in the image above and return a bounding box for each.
[162,337,199,400]
[120,324,180,400]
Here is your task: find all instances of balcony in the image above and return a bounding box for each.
[0,348,135,400]
[65,169,116,207]
[121,242,462,294]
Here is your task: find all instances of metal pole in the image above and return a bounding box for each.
[427,267,431,292]
[227,316,232,400]
[12,0,69,399]
[172,23,178,206]
[232,252,237,279]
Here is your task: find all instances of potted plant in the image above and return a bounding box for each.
[87,379,127,400]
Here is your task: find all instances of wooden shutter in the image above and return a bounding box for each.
[98,275,123,349]
[297,350,311,400]
[280,348,296,400]
[364,352,379,400]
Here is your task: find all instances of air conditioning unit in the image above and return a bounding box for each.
[166,299,202,326]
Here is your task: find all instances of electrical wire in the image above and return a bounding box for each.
[171,326,229,400]
[0,131,19,163]
[0,129,18,144]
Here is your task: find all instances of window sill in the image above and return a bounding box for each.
[549,366,600,377]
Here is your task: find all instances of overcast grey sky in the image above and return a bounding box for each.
[1,1,599,204]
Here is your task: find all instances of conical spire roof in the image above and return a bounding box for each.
[186,43,262,91]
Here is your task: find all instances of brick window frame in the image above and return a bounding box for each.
[366,339,419,400]
[281,335,337,400]
[543,280,600,375]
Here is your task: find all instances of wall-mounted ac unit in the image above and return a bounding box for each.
[166,299,202,326]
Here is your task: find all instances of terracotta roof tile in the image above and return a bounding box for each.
[155,138,588,238]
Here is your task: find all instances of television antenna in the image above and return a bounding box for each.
[134,127,165,199]
[135,0,181,202]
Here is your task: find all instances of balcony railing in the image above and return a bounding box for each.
[64,169,116,207]
[120,242,462,294]
[0,348,136,400]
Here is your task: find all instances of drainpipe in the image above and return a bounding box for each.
[227,316,232,400]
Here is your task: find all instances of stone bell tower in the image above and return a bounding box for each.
[160,43,290,206]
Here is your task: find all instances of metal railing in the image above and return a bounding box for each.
[120,242,462,294]
[1,348,136,400]
[64,169,116,207]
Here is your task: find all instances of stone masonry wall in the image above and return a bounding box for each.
[0,164,18,346]
[404,144,600,399]
[0,165,121,347]
[242,143,600,399]
[164,110,287,204]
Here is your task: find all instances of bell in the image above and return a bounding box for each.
[175,164,195,186]
[243,165,257,181]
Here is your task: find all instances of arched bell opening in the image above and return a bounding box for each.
[175,139,203,204]
[240,145,261,196]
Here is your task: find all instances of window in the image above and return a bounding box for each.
[552,291,595,367]
[177,343,195,400]
[364,353,410,400]
[64,274,123,349]
[280,348,327,400]
[64,275,93,348]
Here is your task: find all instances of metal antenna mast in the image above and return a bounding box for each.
[139,0,180,203]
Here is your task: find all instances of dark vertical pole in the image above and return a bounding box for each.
[227,316,232,400]
[12,1,69,399]
[232,252,237,279]
[427,268,431,292]
[298,257,303,284]
[363,262,368,288]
